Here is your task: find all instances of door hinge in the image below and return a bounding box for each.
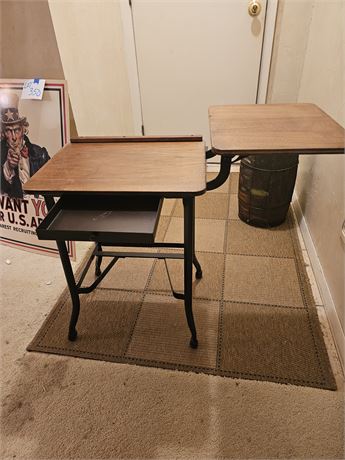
[141,125,145,135]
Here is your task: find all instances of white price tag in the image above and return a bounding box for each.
[21,79,46,100]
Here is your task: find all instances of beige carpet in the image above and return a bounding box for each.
[1,173,344,460]
[27,172,336,390]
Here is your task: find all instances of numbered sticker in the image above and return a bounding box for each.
[21,79,46,100]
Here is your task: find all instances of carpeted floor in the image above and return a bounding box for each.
[1,172,344,460]
[27,172,336,390]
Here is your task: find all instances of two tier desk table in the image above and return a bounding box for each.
[207,103,344,191]
[24,136,206,348]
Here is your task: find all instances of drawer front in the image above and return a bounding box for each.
[37,195,163,245]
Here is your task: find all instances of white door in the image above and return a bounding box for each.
[130,0,270,149]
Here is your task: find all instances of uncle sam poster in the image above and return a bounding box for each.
[0,79,75,259]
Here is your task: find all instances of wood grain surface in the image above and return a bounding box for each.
[71,135,203,143]
[209,103,345,155]
[23,140,206,197]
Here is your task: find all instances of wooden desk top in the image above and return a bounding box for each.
[23,137,206,197]
[209,103,345,155]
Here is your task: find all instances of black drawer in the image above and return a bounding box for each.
[37,195,163,245]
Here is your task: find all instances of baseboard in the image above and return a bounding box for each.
[292,195,345,374]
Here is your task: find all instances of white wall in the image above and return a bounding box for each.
[268,0,345,344]
[267,0,313,103]
[48,0,136,136]
[295,0,345,329]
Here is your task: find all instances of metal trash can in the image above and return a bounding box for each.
[238,153,299,227]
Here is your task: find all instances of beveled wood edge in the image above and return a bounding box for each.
[208,102,317,112]
[23,189,207,198]
[315,105,345,131]
[71,135,203,143]
[211,147,345,156]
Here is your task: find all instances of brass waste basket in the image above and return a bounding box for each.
[238,153,299,227]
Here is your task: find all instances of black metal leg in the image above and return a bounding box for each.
[42,194,200,347]
[183,196,198,348]
[44,195,79,341]
[56,240,80,341]
[193,254,202,279]
[206,155,233,191]
[95,242,102,276]
[44,195,55,211]
[190,194,202,279]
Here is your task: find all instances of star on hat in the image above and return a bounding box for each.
[0,91,27,125]
[4,109,15,121]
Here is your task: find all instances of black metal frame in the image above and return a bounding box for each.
[43,151,240,350]
[206,153,244,191]
[44,195,202,349]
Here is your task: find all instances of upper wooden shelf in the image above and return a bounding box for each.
[209,103,345,155]
[23,137,206,197]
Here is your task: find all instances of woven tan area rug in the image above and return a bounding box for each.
[27,173,336,390]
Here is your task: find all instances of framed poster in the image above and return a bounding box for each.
[0,79,76,259]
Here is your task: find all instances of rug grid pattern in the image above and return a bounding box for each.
[27,173,336,390]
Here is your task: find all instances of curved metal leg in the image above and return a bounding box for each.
[68,295,80,341]
[206,155,233,191]
[45,194,201,347]
[193,254,202,279]
[43,197,80,341]
[183,197,198,348]
[206,149,217,160]
[56,240,80,341]
[95,242,102,276]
